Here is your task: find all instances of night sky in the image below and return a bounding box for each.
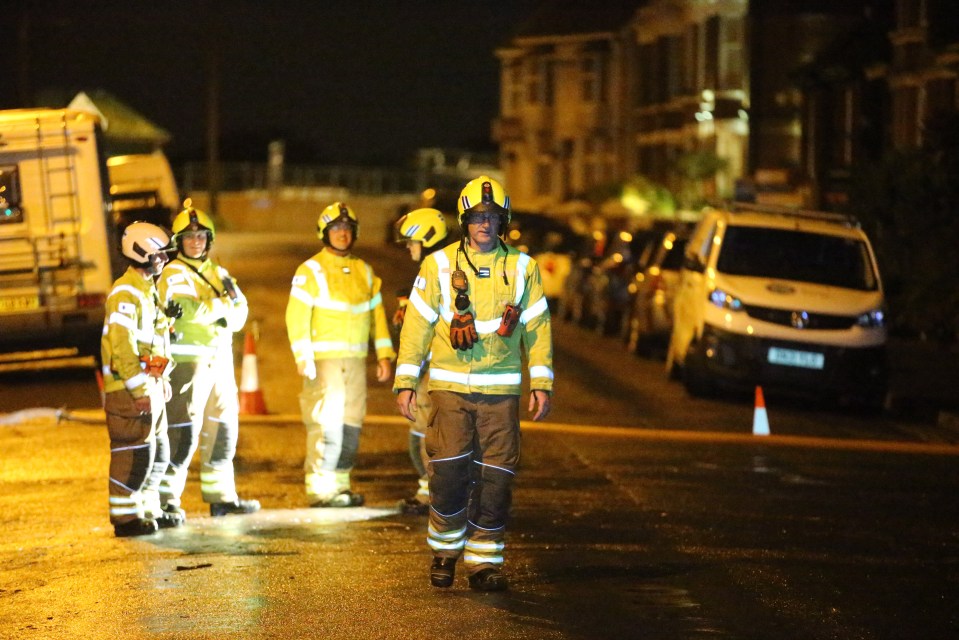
[8,0,539,165]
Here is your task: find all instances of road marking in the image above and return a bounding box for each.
[50,410,959,457]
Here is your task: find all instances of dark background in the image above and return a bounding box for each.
[6,0,539,165]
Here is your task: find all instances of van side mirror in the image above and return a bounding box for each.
[683,253,705,273]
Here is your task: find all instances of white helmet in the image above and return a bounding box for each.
[122,222,171,272]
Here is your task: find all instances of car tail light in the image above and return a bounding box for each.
[77,293,106,308]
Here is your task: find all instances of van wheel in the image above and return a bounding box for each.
[683,343,715,397]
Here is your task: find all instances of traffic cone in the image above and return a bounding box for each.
[239,329,268,415]
[752,385,770,436]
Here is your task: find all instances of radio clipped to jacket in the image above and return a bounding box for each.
[496,304,522,337]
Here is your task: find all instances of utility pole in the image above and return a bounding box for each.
[205,6,221,218]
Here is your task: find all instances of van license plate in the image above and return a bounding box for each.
[768,347,824,370]
[0,295,40,313]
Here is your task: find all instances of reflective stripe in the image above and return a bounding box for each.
[170,343,218,357]
[529,365,554,380]
[108,285,147,304]
[396,363,422,378]
[312,341,367,353]
[124,373,149,390]
[432,451,472,464]
[429,524,467,541]
[521,296,548,324]
[463,553,504,564]
[409,289,439,324]
[111,443,150,453]
[512,253,530,305]
[429,538,467,551]
[165,282,196,298]
[369,292,382,308]
[474,318,500,334]
[108,312,137,332]
[289,286,313,306]
[290,339,312,355]
[311,298,373,313]
[474,460,515,475]
[429,368,522,387]
[432,251,454,319]
[374,337,393,350]
[466,540,505,551]
[109,477,137,494]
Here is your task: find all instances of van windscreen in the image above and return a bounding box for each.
[716,226,877,291]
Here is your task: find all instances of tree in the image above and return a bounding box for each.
[848,110,959,343]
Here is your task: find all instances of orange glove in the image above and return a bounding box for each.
[392,298,408,328]
[450,312,478,350]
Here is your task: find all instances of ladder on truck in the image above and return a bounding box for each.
[33,111,85,293]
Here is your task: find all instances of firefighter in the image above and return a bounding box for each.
[286,202,395,507]
[102,221,178,537]
[158,207,260,518]
[394,176,554,591]
[392,207,451,515]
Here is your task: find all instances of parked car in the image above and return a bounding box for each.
[623,225,690,357]
[505,211,583,311]
[666,204,887,408]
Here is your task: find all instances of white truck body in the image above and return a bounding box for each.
[0,108,175,359]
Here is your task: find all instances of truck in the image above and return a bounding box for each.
[0,108,179,363]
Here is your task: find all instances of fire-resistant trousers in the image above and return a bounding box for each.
[105,380,168,526]
[425,391,521,575]
[160,355,241,507]
[406,371,432,503]
[299,357,367,503]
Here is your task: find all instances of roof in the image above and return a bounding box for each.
[66,91,171,146]
[512,0,645,39]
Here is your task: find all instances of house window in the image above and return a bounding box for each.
[536,162,552,196]
[719,15,745,90]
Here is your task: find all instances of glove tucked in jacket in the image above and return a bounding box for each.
[449,312,478,350]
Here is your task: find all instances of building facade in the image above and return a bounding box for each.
[495,0,903,213]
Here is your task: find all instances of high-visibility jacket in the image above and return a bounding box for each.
[101,267,173,397]
[393,241,553,396]
[158,256,248,362]
[286,249,395,364]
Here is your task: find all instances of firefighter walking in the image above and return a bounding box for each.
[102,222,178,537]
[157,207,260,518]
[394,176,554,591]
[392,207,452,515]
[286,202,395,507]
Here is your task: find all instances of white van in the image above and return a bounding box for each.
[0,109,177,362]
[666,203,887,407]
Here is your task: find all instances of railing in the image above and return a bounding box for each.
[176,162,427,195]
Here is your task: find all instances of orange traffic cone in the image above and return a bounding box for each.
[753,385,770,436]
[239,329,268,415]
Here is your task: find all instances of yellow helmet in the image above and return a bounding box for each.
[394,208,448,248]
[457,175,511,226]
[317,202,359,243]
[172,207,216,242]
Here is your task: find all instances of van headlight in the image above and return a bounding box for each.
[708,288,743,311]
[856,308,885,328]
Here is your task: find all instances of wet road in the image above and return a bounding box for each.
[2,233,958,638]
[2,411,958,639]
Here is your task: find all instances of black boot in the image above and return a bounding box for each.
[468,567,508,592]
[114,518,159,538]
[311,490,364,508]
[210,498,261,516]
[156,505,186,528]
[430,557,457,588]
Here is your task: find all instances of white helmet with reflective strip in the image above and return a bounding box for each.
[122,222,171,265]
